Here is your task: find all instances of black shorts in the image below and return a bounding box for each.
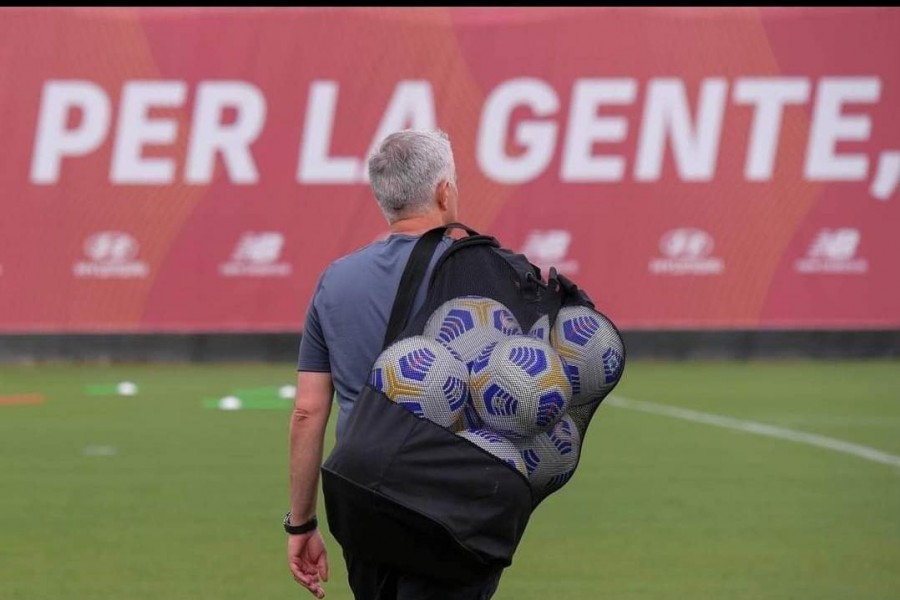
[343,548,504,600]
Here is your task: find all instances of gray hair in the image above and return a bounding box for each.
[367,130,456,222]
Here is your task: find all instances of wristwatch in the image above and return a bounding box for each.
[283,511,318,535]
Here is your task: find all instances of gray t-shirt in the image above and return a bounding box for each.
[297,233,451,440]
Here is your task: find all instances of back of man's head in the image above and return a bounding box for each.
[368,130,456,223]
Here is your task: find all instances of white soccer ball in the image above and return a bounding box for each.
[453,395,484,432]
[116,381,138,396]
[423,296,522,368]
[528,315,550,344]
[369,335,469,428]
[469,336,572,440]
[550,306,625,407]
[457,428,527,476]
[218,396,242,411]
[515,414,582,496]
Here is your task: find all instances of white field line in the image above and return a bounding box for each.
[606,396,900,469]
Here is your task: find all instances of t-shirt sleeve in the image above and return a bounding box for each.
[297,274,331,373]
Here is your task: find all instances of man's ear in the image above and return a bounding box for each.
[436,180,450,211]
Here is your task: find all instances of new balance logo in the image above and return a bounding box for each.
[231,232,284,264]
[795,228,868,274]
[520,229,579,275]
[220,232,292,277]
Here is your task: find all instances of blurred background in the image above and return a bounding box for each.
[1,7,898,600]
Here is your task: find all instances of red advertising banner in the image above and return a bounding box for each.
[0,7,898,332]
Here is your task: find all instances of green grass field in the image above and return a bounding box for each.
[1,360,899,600]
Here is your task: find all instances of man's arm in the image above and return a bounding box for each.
[289,370,333,526]
[288,370,334,599]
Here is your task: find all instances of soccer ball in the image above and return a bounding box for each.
[528,315,550,344]
[515,414,581,496]
[423,296,523,367]
[550,306,625,407]
[116,381,138,396]
[457,428,527,476]
[453,395,484,432]
[369,335,469,428]
[469,336,572,439]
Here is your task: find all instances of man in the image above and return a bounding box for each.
[286,130,503,600]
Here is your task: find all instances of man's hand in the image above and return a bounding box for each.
[288,530,329,598]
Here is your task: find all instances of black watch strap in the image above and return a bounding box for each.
[283,512,317,535]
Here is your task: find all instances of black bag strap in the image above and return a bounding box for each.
[444,221,479,236]
[382,225,467,349]
[429,230,500,279]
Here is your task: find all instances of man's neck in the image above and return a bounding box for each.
[389,213,446,236]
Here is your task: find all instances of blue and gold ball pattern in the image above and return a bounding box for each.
[369,335,469,428]
[424,296,522,368]
[469,336,572,440]
[514,414,581,496]
[549,306,625,407]
[457,428,527,477]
